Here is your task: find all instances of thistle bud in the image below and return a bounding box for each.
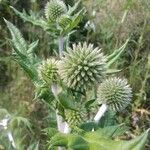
[38,58,59,85]
[65,109,86,127]
[58,14,72,28]
[45,0,67,22]
[97,77,132,112]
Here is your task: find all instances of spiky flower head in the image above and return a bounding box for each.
[97,77,132,112]
[65,109,86,127]
[45,0,67,22]
[59,42,106,93]
[38,58,59,84]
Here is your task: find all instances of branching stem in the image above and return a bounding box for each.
[57,35,70,149]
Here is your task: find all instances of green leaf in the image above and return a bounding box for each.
[10,116,32,132]
[106,69,122,74]
[48,127,149,150]
[35,85,55,103]
[28,40,39,54]
[57,90,77,110]
[67,0,81,15]
[11,7,47,29]
[27,142,39,150]
[5,19,41,86]
[4,19,27,53]
[95,124,129,138]
[80,122,96,132]
[0,108,9,119]
[106,38,130,67]
[10,7,59,35]
[43,127,58,138]
[48,133,68,149]
[84,99,96,108]
[61,8,86,35]
[98,110,116,128]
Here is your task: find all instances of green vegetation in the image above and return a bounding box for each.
[0,0,149,149]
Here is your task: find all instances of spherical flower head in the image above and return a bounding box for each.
[59,42,106,93]
[45,0,67,22]
[65,109,86,127]
[38,58,59,84]
[97,77,132,112]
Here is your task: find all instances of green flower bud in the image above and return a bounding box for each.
[38,58,59,84]
[45,0,67,22]
[59,42,106,93]
[58,14,72,29]
[97,77,132,112]
[65,109,86,127]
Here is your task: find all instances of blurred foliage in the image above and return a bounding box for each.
[0,0,150,149]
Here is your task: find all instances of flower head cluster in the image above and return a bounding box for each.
[97,77,132,112]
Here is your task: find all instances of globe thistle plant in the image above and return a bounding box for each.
[59,42,106,93]
[45,0,67,22]
[38,58,60,85]
[7,2,149,150]
[94,77,132,123]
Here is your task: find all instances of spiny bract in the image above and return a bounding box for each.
[38,58,59,84]
[45,0,67,22]
[59,42,106,93]
[97,77,132,112]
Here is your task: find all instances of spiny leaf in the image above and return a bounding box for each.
[67,0,81,15]
[62,8,86,35]
[5,19,41,85]
[48,127,149,150]
[10,7,47,29]
[57,90,77,110]
[10,116,32,132]
[106,38,130,67]
[10,6,59,35]
[4,19,27,53]
[28,40,39,54]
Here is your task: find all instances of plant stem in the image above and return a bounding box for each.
[64,122,71,134]
[56,111,65,150]
[57,36,66,150]
[94,103,108,123]
[58,36,64,58]
[56,111,66,132]
[7,131,16,149]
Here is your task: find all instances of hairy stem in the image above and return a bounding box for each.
[58,36,64,58]
[7,131,16,149]
[56,111,66,150]
[94,103,108,123]
[64,122,71,134]
[57,36,67,150]
[56,111,66,132]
